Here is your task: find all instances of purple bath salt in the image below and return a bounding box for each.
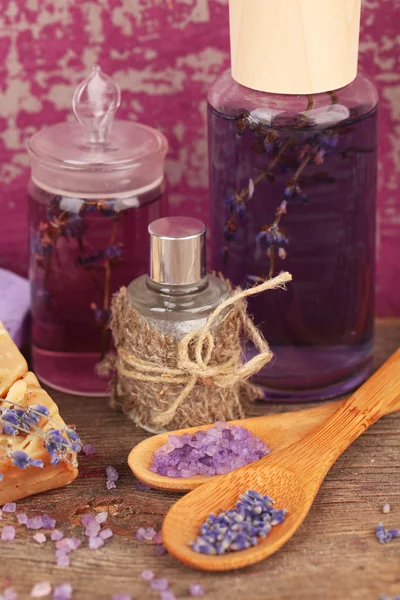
[17,513,28,524]
[30,582,52,598]
[99,527,113,540]
[151,421,270,478]
[42,514,56,529]
[190,583,205,597]
[82,444,96,456]
[53,584,73,600]
[2,502,17,513]
[1,525,16,541]
[150,578,169,592]
[95,511,108,525]
[26,516,44,530]
[89,536,105,550]
[51,530,64,542]
[106,465,119,489]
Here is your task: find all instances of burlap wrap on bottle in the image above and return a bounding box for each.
[102,272,292,433]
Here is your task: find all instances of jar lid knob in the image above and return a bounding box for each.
[72,65,121,144]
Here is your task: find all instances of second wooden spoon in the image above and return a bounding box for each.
[162,349,400,571]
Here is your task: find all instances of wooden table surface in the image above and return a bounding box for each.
[2,320,400,600]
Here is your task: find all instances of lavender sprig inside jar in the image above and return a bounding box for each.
[151,422,270,478]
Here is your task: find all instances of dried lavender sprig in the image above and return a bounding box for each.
[191,489,286,555]
[0,398,77,434]
[376,523,400,544]
[0,417,78,455]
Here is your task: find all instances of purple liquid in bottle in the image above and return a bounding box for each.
[29,184,166,396]
[27,66,168,396]
[208,71,378,400]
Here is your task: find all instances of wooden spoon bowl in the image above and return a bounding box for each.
[162,462,307,571]
[128,399,344,492]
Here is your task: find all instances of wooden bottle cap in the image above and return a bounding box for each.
[229,0,361,95]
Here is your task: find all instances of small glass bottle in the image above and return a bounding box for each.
[27,66,168,396]
[128,217,228,337]
[208,0,378,400]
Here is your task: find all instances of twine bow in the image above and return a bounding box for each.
[112,271,292,428]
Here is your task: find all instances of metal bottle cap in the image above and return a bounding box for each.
[149,216,206,286]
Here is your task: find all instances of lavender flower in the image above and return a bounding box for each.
[376,523,400,544]
[0,398,80,480]
[191,489,286,555]
[10,451,44,470]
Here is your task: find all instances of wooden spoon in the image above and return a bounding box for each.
[162,349,400,571]
[128,399,345,492]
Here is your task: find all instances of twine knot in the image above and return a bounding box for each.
[104,271,292,432]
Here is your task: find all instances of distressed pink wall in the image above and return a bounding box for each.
[0,0,399,315]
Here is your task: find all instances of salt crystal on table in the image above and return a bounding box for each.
[142,527,156,541]
[3,588,18,600]
[2,525,16,541]
[27,516,43,530]
[141,570,154,581]
[150,579,169,592]
[89,536,105,550]
[33,533,46,543]
[2,502,16,513]
[106,466,119,481]
[17,513,28,524]
[189,583,205,597]
[154,544,167,555]
[154,531,163,544]
[56,552,70,568]
[135,481,151,491]
[95,511,108,525]
[53,583,73,600]
[51,530,64,541]
[82,444,96,456]
[383,503,391,514]
[160,592,176,600]
[30,582,52,598]
[42,514,56,529]
[111,595,131,600]
[81,513,95,527]
[99,528,113,540]
[85,519,101,538]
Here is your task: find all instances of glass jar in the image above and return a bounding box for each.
[27,66,168,396]
[208,70,378,400]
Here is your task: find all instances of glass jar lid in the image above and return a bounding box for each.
[27,66,168,198]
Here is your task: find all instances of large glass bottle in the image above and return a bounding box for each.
[208,0,378,399]
[27,66,168,396]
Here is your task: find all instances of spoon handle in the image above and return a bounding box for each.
[276,349,400,478]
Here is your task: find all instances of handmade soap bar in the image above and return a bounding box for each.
[0,323,79,503]
[0,322,28,398]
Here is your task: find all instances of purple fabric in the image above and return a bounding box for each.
[0,2,398,315]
